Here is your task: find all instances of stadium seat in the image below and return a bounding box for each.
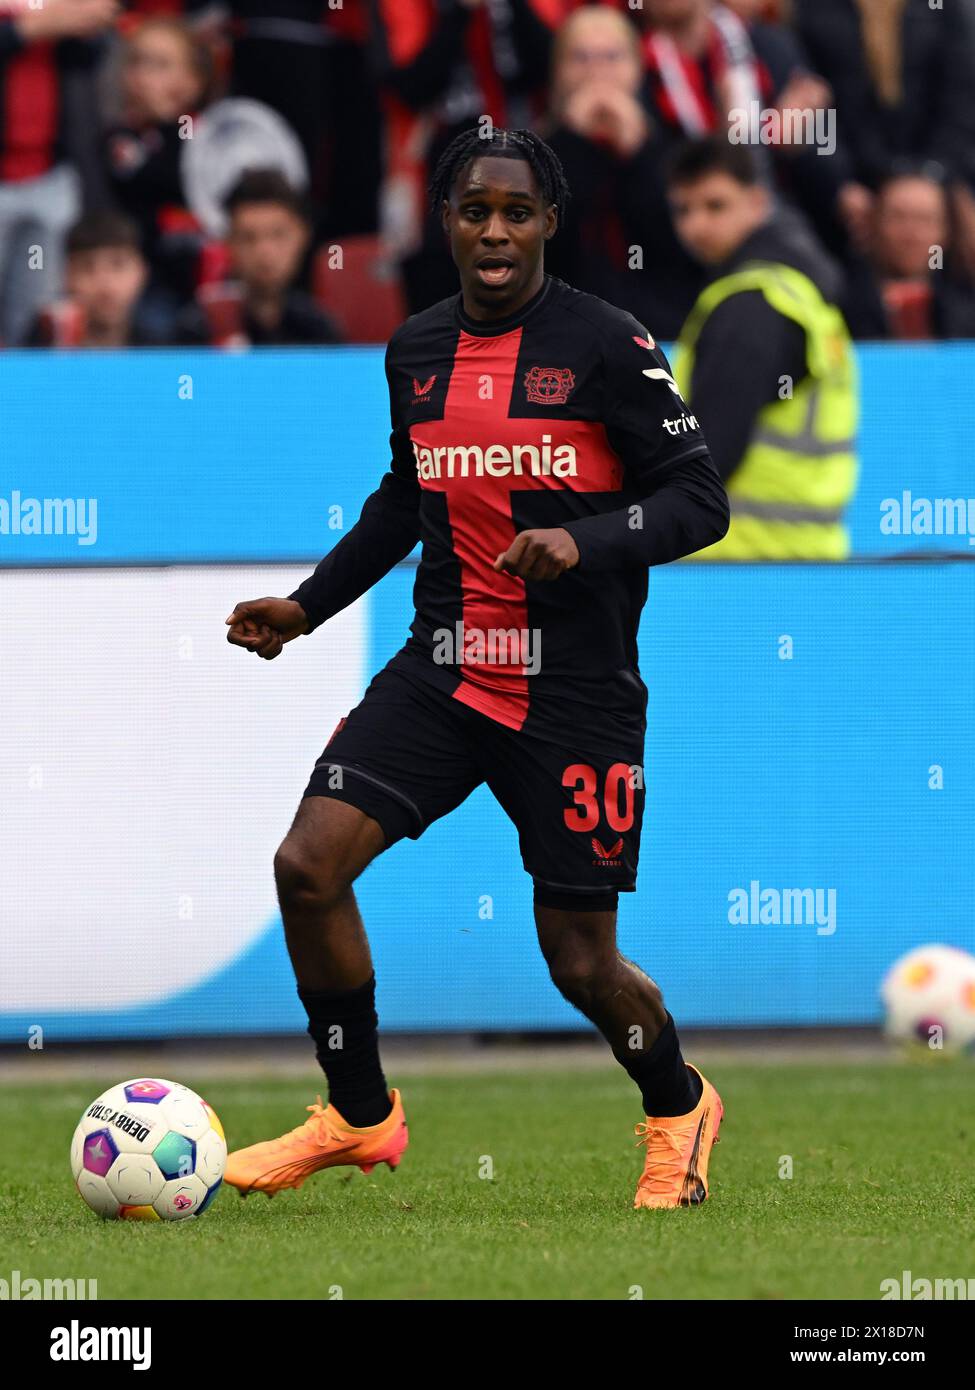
[313,236,406,343]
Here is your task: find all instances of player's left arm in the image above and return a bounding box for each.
[556,328,730,572]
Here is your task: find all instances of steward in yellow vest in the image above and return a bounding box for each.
[666,139,858,559]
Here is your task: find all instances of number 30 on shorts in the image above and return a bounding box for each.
[561,762,638,833]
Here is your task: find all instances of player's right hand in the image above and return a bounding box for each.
[225,598,310,660]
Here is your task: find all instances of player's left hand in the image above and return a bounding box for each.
[493,527,580,581]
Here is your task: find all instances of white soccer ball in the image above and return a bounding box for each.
[70,1078,226,1220]
[880,945,975,1053]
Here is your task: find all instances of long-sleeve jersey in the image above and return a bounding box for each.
[291,274,729,740]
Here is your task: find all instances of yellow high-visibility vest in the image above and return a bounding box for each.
[673,261,858,559]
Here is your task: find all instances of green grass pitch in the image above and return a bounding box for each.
[1,1057,972,1300]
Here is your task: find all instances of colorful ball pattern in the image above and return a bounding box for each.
[881,945,975,1052]
[70,1078,226,1220]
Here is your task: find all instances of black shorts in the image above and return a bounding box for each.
[301,659,646,907]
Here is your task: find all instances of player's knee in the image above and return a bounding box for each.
[273,840,352,914]
[546,949,610,1010]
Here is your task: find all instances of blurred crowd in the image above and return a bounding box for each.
[2,0,975,348]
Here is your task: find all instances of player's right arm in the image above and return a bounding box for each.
[226,336,421,660]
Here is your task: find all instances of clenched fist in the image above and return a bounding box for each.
[225,597,310,660]
[493,527,580,581]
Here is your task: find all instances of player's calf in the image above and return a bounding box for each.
[273,796,384,989]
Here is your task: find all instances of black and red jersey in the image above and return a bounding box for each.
[292,274,728,740]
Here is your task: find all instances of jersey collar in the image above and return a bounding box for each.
[453,274,552,337]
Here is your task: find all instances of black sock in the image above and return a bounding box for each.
[297,974,392,1127]
[622,1013,702,1117]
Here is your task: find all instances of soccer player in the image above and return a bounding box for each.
[224,127,729,1209]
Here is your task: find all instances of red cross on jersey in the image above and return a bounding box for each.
[292,275,723,740]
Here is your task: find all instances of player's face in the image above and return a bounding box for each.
[668,171,769,266]
[442,156,557,318]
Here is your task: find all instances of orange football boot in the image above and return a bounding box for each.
[225,1089,408,1197]
[633,1064,723,1209]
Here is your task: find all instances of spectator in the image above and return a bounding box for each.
[174,168,341,345]
[105,16,211,336]
[794,0,975,272]
[0,0,118,346]
[794,0,975,192]
[370,0,562,314]
[631,0,783,157]
[228,1,330,179]
[627,0,859,264]
[318,0,382,240]
[842,168,975,340]
[718,0,873,260]
[228,2,382,242]
[541,4,705,337]
[666,137,858,559]
[23,209,158,346]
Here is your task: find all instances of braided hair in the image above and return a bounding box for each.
[428,126,570,222]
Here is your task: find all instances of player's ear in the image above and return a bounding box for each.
[544,204,558,240]
[440,198,451,236]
